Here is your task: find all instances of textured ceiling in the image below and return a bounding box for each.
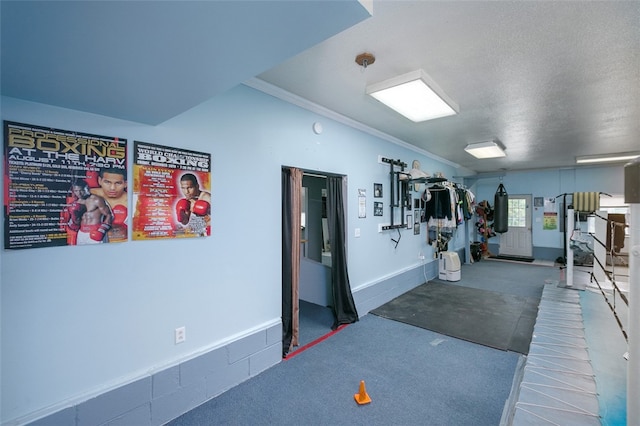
[257,1,640,174]
[2,1,638,174]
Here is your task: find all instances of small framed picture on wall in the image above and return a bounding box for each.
[374,183,383,198]
[374,202,383,216]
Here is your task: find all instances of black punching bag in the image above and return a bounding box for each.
[494,183,509,233]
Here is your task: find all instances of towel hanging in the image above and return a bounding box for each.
[573,192,600,213]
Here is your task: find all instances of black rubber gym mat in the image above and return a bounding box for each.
[491,255,535,263]
[371,281,539,354]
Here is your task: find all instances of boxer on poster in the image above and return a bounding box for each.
[89,168,128,242]
[64,179,114,245]
[175,173,211,236]
[60,181,85,245]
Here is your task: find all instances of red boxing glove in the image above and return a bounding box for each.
[89,223,111,241]
[112,205,128,225]
[175,198,190,224]
[85,169,100,188]
[65,202,86,231]
[192,200,210,216]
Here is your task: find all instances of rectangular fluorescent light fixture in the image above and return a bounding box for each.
[366,69,459,122]
[464,141,506,159]
[576,152,640,164]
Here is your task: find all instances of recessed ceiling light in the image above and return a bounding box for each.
[366,70,459,122]
[464,141,506,159]
[576,152,640,164]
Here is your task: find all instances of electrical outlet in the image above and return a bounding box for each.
[175,326,186,344]
[418,251,425,260]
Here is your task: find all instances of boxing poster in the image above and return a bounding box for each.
[132,141,211,240]
[3,121,128,249]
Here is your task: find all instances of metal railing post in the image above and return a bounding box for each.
[625,158,639,426]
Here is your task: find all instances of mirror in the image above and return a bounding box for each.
[301,174,330,266]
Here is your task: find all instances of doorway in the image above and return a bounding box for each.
[281,167,358,357]
[499,194,533,258]
[299,173,334,349]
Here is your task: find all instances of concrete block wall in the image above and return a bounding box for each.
[27,324,282,426]
[26,261,439,426]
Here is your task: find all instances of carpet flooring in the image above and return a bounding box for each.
[297,300,334,346]
[371,281,540,354]
[168,314,520,426]
[168,261,630,425]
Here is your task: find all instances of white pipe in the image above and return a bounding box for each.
[625,159,639,426]
[628,203,639,425]
[566,208,574,287]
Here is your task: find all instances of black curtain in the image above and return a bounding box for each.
[281,168,293,357]
[327,176,359,329]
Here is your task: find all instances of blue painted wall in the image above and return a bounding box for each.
[1,85,466,424]
[1,83,627,424]
[473,166,625,258]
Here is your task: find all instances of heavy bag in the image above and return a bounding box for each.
[493,183,509,233]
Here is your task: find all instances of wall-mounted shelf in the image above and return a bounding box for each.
[409,176,447,184]
[381,224,405,231]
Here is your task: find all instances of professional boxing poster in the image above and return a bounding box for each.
[132,141,211,240]
[3,121,128,249]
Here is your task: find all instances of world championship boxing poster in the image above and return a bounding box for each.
[132,141,211,240]
[3,121,128,249]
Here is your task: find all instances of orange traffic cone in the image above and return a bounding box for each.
[354,380,371,405]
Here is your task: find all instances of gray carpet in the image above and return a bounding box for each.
[291,300,334,352]
[168,262,555,425]
[168,314,520,426]
[169,261,559,426]
[371,281,540,354]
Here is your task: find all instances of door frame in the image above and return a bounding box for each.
[498,194,533,258]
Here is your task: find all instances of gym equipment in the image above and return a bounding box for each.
[354,380,371,405]
[493,183,509,233]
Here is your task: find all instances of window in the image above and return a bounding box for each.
[508,199,526,227]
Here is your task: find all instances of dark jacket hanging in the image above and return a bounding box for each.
[424,186,452,220]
